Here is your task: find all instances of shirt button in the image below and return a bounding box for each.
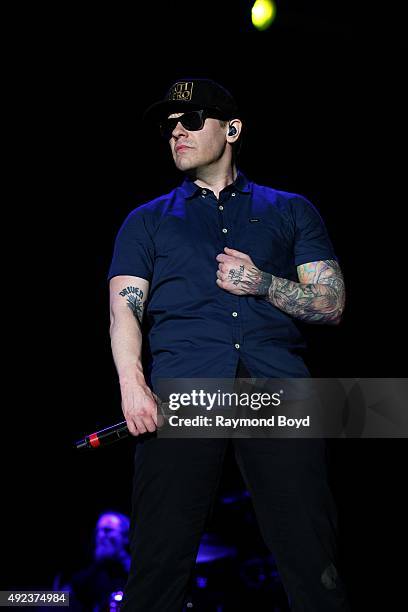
[202,189,207,194]
[234,343,240,349]
[231,192,236,197]
[222,228,228,233]
[219,205,224,210]
[232,312,238,317]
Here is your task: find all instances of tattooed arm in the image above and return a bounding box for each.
[216,248,345,325]
[265,259,346,324]
[109,275,158,435]
[109,274,149,378]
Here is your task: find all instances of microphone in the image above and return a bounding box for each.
[74,420,130,450]
[74,402,169,450]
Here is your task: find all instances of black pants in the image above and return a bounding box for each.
[121,360,351,611]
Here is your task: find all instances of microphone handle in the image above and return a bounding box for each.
[74,402,169,450]
[75,420,130,450]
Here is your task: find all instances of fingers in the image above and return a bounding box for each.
[122,395,158,436]
[223,247,252,263]
[151,406,158,427]
[216,249,251,265]
[216,253,236,263]
[224,246,249,257]
[124,414,139,436]
[126,411,157,436]
[152,394,165,427]
[136,408,157,433]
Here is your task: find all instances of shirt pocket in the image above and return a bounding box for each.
[238,217,294,271]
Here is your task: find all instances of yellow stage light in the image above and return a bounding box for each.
[251,0,276,31]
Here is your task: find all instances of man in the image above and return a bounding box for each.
[59,511,131,611]
[108,78,350,611]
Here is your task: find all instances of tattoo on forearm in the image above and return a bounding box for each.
[266,260,345,324]
[242,267,272,296]
[118,286,144,323]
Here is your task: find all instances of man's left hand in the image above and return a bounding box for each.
[215,247,272,296]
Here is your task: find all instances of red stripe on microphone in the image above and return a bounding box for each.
[89,433,101,448]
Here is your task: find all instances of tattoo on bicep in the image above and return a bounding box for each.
[118,286,144,323]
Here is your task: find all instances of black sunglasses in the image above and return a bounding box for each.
[159,109,222,140]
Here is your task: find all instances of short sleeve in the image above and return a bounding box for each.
[107,207,155,282]
[291,196,338,266]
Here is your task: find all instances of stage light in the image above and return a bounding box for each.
[251,0,276,31]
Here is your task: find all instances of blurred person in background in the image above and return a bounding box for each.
[54,511,130,611]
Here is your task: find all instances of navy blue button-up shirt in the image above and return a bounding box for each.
[108,171,338,388]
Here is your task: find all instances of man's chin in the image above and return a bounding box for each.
[175,158,195,172]
[95,546,116,561]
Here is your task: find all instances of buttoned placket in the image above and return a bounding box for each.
[214,188,243,353]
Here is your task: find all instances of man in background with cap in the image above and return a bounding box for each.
[108,78,350,611]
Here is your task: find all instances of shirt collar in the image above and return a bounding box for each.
[180,169,251,200]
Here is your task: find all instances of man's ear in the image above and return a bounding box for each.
[226,119,242,142]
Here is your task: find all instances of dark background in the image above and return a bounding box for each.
[4,1,406,609]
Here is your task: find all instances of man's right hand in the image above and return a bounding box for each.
[120,378,159,436]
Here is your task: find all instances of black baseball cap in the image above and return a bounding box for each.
[143,78,240,123]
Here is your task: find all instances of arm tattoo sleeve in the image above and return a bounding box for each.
[265,260,345,324]
[118,286,145,324]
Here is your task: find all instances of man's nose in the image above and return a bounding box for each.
[172,121,188,139]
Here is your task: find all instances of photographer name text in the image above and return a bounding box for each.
[167,415,310,429]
